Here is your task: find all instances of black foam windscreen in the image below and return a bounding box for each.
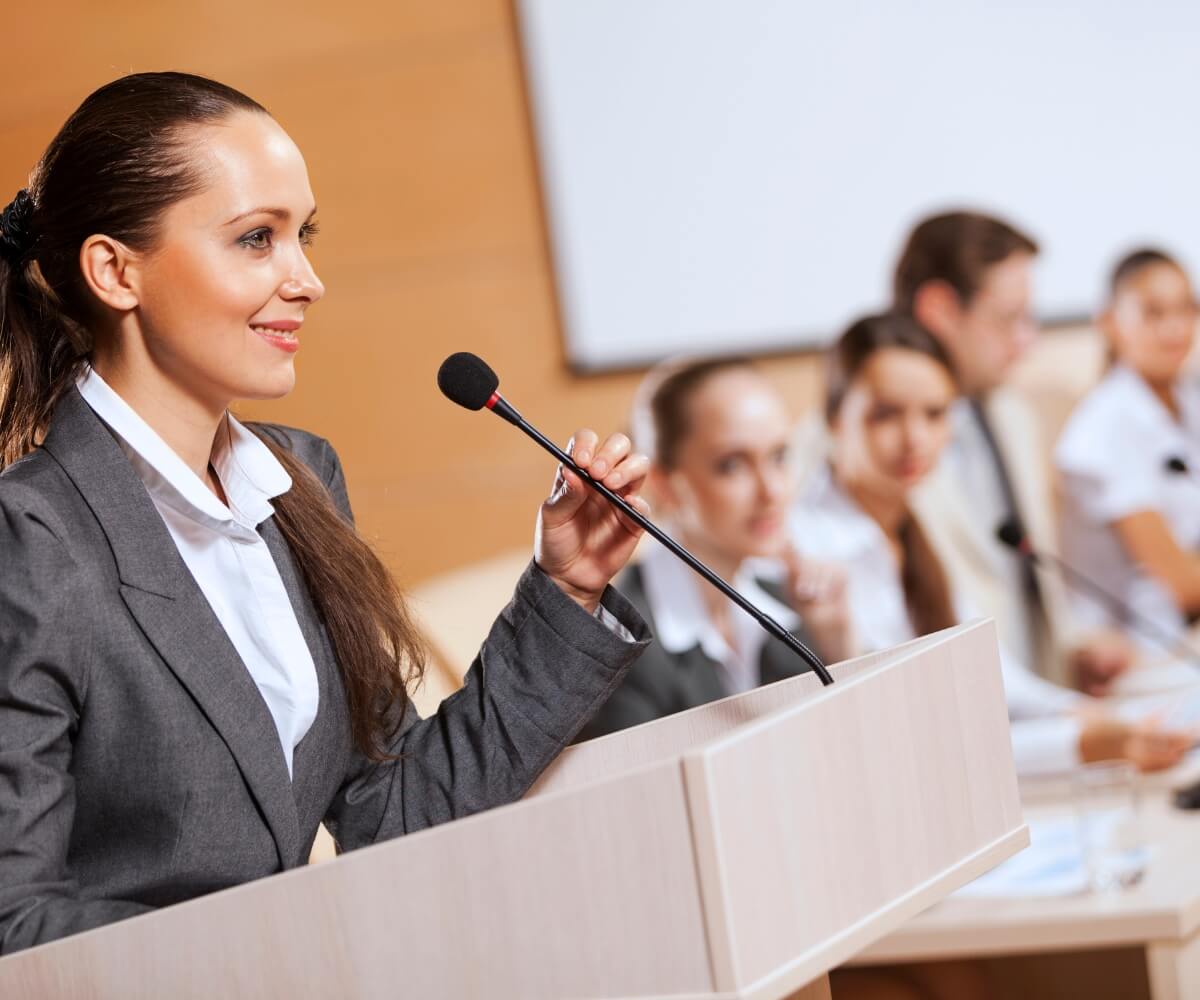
[438,352,500,410]
[995,518,1025,550]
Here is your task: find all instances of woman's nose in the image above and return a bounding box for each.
[280,252,325,305]
[757,465,787,502]
[902,416,929,453]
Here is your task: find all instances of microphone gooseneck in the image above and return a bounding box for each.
[438,352,834,686]
[995,517,1200,665]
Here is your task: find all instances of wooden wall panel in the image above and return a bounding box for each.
[0,1,1090,585]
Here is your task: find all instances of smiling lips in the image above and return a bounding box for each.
[250,319,302,353]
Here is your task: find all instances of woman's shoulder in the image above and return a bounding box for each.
[1056,367,1151,468]
[0,448,78,537]
[0,451,89,585]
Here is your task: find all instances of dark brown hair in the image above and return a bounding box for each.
[824,312,955,423]
[893,210,1039,313]
[824,313,957,637]
[1108,247,1182,298]
[0,72,423,760]
[644,356,754,469]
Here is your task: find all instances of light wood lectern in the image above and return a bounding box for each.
[0,620,1027,999]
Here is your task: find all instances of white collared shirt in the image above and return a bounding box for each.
[77,368,319,779]
[790,465,1084,775]
[1056,364,1200,652]
[638,535,800,696]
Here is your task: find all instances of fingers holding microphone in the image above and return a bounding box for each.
[537,428,651,611]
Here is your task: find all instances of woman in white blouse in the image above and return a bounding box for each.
[792,312,1191,776]
[1057,249,1200,653]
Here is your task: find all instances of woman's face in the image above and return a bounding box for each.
[125,111,324,409]
[660,369,794,562]
[1106,263,1198,385]
[831,347,956,502]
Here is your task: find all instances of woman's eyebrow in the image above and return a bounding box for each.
[224,205,318,226]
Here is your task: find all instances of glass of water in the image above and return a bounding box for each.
[1073,760,1148,892]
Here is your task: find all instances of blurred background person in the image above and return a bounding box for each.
[1056,249,1200,655]
[576,358,853,741]
[792,311,1192,775]
[898,211,1134,694]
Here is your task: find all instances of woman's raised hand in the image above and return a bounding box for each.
[534,429,651,612]
[783,546,856,665]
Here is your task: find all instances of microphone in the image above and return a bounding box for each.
[437,352,834,686]
[995,517,1199,664]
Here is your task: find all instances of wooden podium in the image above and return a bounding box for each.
[0,620,1027,999]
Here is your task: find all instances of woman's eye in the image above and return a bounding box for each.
[715,456,743,476]
[299,219,321,246]
[239,228,272,250]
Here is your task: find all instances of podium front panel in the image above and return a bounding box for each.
[683,620,1024,995]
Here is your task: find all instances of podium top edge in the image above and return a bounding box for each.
[682,619,997,761]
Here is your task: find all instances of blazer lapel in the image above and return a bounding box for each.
[42,388,302,869]
[913,448,997,581]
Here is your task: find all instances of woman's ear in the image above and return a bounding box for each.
[79,235,141,312]
[1096,304,1121,359]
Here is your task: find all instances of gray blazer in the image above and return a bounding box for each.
[575,563,815,741]
[0,388,649,955]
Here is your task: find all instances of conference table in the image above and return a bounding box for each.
[852,660,1200,1000]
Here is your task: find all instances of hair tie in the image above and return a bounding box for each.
[0,189,35,265]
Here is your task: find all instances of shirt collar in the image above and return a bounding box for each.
[638,535,799,659]
[1109,362,1195,436]
[76,366,291,532]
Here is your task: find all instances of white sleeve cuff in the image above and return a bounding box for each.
[594,602,638,643]
[1009,716,1082,776]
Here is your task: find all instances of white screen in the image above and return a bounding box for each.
[518,0,1200,370]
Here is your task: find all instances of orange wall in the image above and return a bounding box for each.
[2,2,1087,587]
[0,0,826,587]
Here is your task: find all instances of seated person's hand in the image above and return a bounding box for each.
[1071,630,1135,696]
[535,429,650,612]
[783,546,856,665]
[1078,714,1193,772]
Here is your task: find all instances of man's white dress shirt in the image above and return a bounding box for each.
[938,398,1041,673]
[77,368,318,778]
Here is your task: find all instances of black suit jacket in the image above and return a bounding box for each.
[0,388,649,954]
[576,562,814,741]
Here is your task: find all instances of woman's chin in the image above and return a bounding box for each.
[233,369,298,401]
[743,531,787,561]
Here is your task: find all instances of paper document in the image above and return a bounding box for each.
[954,817,1090,899]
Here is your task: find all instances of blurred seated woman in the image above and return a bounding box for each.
[1057,249,1200,654]
[577,359,853,740]
[792,312,1192,776]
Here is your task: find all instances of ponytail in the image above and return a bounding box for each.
[0,190,88,467]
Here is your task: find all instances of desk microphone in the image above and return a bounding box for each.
[995,518,1199,664]
[437,351,833,685]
